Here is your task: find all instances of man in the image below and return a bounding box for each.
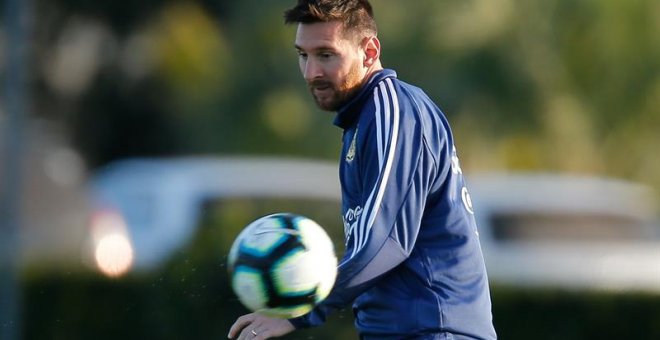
[228,1,496,339]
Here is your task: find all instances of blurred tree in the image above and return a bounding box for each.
[21,0,659,188]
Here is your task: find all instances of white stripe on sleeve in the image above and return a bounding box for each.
[350,79,400,257]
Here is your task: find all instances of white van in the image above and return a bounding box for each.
[468,173,660,293]
[87,157,660,293]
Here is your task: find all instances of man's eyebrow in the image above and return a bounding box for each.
[295,44,336,52]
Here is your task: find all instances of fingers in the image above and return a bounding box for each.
[227,313,257,339]
[228,314,295,340]
[250,328,268,340]
[238,326,261,340]
[250,327,278,340]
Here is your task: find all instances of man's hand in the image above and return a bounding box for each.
[227,312,295,340]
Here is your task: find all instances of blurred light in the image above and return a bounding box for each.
[90,210,134,278]
[43,18,116,98]
[95,233,133,278]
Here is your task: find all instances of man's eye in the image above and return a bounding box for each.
[319,53,333,59]
[297,51,308,59]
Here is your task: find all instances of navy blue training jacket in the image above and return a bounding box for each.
[290,69,496,340]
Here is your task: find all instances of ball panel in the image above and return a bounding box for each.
[272,250,319,295]
[232,266,269,313]
[294,216,338,303]
[238,217,291,258]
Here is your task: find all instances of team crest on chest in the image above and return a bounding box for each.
[346,128,358,163]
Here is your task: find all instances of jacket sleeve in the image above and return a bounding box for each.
[290,79,447,328]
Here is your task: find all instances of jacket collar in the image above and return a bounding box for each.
[333,69,397,129]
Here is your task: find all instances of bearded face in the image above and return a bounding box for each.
[295,21,369,111]
[307,59,364,111]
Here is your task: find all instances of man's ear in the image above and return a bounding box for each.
[363,36,380,67]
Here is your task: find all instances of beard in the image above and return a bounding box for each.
[308,63,364,112]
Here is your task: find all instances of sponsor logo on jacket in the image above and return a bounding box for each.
[342,205,362,242]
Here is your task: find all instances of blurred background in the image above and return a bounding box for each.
[1,0,659,339]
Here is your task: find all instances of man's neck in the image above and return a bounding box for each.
[361,60,383,88]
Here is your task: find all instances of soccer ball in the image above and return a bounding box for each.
[227,213,338,318]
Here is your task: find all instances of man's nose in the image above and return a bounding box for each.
[303,58,322,82]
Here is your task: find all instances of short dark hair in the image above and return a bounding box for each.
[284,0,377,38]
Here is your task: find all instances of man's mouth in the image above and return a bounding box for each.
[313,86,331,93]
[309,81,332,93]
